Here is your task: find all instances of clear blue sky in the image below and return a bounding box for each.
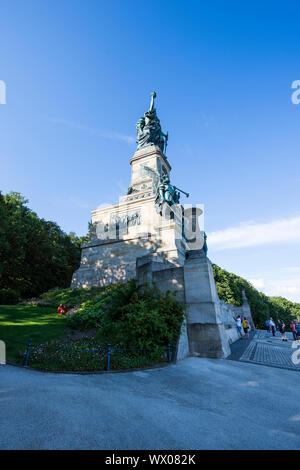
[1,1,300,301]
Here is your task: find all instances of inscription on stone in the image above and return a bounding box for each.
[111,210,141,231]
[126,192,152,201]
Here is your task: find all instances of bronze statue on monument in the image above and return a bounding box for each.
[136,91,169,154]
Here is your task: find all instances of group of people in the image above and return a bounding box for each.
[57,304,68,316]
[265,318,300,341]
[234,315,250,339]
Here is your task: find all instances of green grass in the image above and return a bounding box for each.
[0,305,66,363]
[38,285,107,307]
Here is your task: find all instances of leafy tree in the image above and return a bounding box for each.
[0,191,85,299]
[213,264,300,329]
[267,296,300,325]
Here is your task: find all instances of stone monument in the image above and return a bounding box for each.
[72,92,190,288]
[72,92,254,360]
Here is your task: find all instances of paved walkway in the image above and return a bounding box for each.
[237,330,300,372]
[1,354,300,450]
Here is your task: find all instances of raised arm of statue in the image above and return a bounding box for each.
[149,91,156,112]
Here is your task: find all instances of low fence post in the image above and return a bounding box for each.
[106,344,111,371]
[24,338,32,366]
[167,342,171,363]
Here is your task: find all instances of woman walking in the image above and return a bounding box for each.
[278,319,287,341]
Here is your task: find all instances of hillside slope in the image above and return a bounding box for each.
[213,264,300,328]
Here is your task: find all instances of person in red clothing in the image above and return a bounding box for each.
[57,304,68,315]
[62,305,68,315]
[290,320,297,341]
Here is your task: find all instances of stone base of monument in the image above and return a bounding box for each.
[187,324,231,358]
[135,249,232,360]
[183,249,231,359]
[71,233,157,288]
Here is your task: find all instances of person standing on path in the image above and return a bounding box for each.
[234,315,243,339]
[290,320,297,341]
[278,319,287,341]
[269,318,276,336]
[295,321,300,340]
[242,317,249,339]
[265,319,270,332]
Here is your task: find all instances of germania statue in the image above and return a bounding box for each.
[136,91,168,154]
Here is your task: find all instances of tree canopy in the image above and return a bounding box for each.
[0,191,87,300]
[213,264,300,328]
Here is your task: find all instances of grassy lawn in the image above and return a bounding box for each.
[0,305,66,364]
[0,305,167,371]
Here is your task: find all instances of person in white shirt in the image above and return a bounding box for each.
[269,318,276,336]
[234,315,243,339]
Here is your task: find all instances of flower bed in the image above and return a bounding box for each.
[20,337,168,372]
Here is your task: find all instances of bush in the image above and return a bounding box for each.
[65,280,185,351]
[97,281,185,349]
[0,288,21,305]
[66,301,104,330]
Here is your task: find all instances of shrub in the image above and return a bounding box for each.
[65,280,185,351]
[66,300,104,330]
[97,281,185,349]
[0,288,21,305]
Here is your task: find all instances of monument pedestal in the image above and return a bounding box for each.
[184,250,231,358]
[128,146,171,193]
